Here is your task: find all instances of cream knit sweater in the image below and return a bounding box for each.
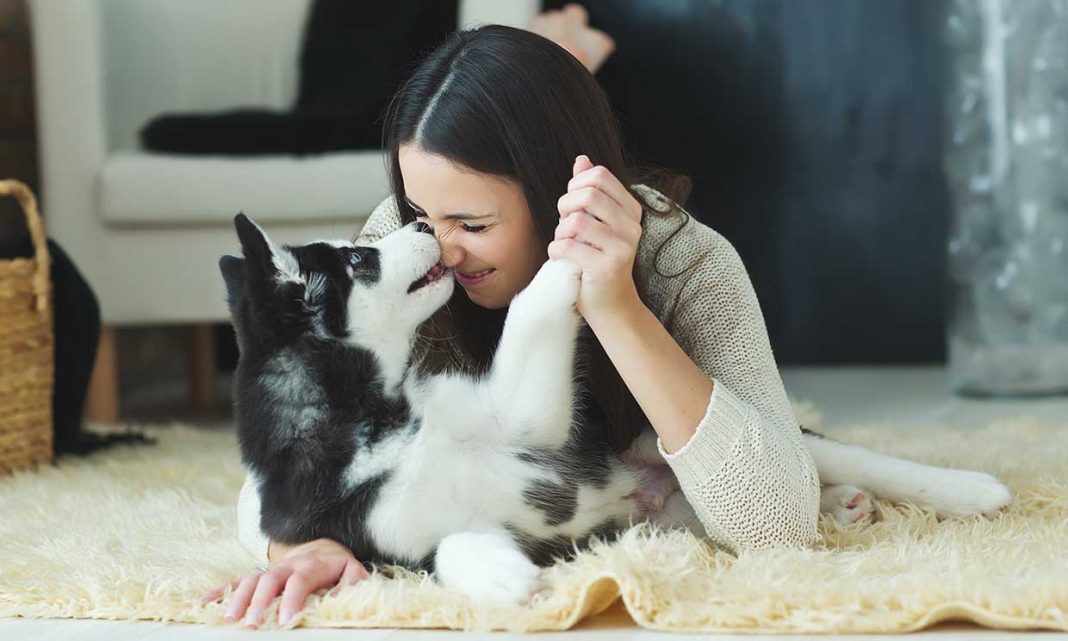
[236,184,822,563]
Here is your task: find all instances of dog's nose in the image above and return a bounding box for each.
[413,221,433,234]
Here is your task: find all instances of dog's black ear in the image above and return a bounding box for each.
[234,212,270,263]
[233,212,296,281]
[219,254,246,312]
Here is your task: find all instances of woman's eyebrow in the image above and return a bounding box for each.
[405,198,494,221]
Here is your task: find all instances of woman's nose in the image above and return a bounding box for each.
[438,239,465,268]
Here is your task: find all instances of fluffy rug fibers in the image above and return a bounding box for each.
[0,407,1066,633]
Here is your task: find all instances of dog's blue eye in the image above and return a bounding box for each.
[349,250,362,267]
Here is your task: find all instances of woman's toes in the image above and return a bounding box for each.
[821,484,875,526]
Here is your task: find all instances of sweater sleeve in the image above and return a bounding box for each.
[652,228,822,555]
[236,472,270,565]
[352,193,404,245]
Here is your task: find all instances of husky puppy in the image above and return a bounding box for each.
[221,213,1013,604]
[220,214,645,605]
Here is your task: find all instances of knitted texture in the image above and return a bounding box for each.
[237,185,821,561]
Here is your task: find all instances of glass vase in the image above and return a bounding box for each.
[944,0,1068,396]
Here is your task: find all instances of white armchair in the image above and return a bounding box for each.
[29,0,540,420]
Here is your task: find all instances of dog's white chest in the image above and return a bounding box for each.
[361,422,555,562]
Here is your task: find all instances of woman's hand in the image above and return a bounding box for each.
[527,4,616,73]
[549,155,645,320]
[201,538,369,628]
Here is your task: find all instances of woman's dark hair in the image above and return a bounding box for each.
[380,25,692,454]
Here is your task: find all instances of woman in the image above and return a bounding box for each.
[212,20,821,628]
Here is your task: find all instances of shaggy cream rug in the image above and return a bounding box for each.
[0,404,1066,634]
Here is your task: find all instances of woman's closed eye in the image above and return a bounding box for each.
[415,214,487,234]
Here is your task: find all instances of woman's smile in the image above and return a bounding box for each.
[398,144,545,309]
[456,268,496,287]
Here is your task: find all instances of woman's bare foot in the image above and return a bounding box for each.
[527,4,616,73]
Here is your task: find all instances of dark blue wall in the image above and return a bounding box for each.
[547,0,950,364]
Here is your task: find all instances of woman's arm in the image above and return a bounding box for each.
[550,156,711,452]
[550,163,821,554]
[588,240,823,554]
[667,245,822,553]
[584,292,712,454]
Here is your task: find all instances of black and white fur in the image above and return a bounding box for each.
[221,215,649,605]
[220,214,1012,604]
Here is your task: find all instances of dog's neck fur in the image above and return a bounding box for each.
[347,315,421,396]
[361,331,415,395]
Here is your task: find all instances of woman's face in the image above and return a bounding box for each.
[399,144,546,309]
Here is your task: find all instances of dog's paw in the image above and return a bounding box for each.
[513,259,582,318]
[435,531,542,606]
[821,484,876,526]
[925,469,1013,518]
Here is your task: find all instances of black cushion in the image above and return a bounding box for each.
[140,0,458,155]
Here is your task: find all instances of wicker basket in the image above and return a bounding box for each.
[0,179,54,475]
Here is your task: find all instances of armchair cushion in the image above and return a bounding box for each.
[99,151,389,225]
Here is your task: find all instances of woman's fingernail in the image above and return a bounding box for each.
[244,609,260,627]
[279,610,292,625]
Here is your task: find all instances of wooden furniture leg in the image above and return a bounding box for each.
[188,323,217,409]
[86,326,119,424]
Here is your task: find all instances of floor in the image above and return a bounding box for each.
[3,365,1067,640]
[780,364,1068,430]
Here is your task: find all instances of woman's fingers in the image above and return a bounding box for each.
[223,572,261,621]
[549,237,602,265]
[558,186,610,223]
[340,558,371,585]
[558,186,643,244]
[217,539,363,627]
[555,211,611,250]
[278,557,368,624]
[201,580,237,606]
[573,153,595,177]
[327,558,371,597]
[559,186,630,235]
[243,567,292,627]
[567,163,641,222]
[278,570,317,625]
